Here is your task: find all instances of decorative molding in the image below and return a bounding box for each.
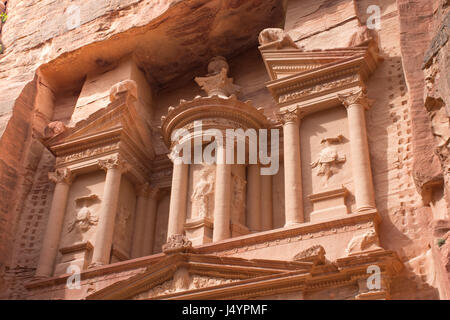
[48,168,74,185]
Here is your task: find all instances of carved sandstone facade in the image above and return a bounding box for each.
[0,0,448,300]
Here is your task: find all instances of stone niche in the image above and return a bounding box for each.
[300,106,354,222]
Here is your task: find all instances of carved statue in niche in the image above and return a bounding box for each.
[67,194,99,233]
[191,165,215,219]
[311,135,346,187]
[231,173,246,221]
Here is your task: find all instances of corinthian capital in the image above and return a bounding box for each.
[275,108,300,125]
[48,168,74,185]
[98,156,129,172]
[338,89,371,108]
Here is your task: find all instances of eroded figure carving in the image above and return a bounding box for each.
[162,235,193,253]
[68,194,99,233]
[347,25,376,47]
[44,121,67,138]
[311,135,346,186]
[109,79,138,102]
[231,173,246,221]
[191,165,215,218]
[346,230,381,255]
[116,205,131,240]
[258,28,298,49]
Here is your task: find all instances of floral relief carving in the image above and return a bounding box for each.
[311,135,347,187]
[98,156,129,172]
[337,88,370,108]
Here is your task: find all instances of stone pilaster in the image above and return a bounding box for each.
[131,183,150,259]
[247,164,262,232]
[261,174,273,231]
[36,168,74,278]
[90,156,128,267]
[213,145,232,241]
[142,187,160,256]
[278,108,304,226]
[338,89,376,212]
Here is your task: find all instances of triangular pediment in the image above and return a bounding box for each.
[260,42,379,82]
[85,253,313,300]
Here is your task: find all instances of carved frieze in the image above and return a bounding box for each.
[55,142,120,166]
[278,74,360,104]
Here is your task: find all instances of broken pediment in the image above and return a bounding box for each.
[43,90,155,181]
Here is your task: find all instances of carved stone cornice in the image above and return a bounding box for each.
[48,168,74,185]
[337,88,371,109]
[98,156,129,173]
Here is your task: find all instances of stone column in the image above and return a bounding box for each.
[278,109,304,226]
[247,164,262,232]
[213,145,232,242]
[167,158,189,239]
[131,183,149,259]
[35,168,73,278]
[90,156,128,267]
[339,89,376,212]
[261,174,273,231]
[142,187,160,256]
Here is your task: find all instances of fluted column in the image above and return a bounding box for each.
[167,157,189,239]
[339,89,376,211]
[261,174,273,231]
[247,164,262,232]
[142,187,160,256]
[278,109,304,226]
[35,168,74,278]
[131,183,150,259]
[213,145,232,241]
[90,156,128,267]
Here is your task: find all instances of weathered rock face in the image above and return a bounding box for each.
[0,0,449,300]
